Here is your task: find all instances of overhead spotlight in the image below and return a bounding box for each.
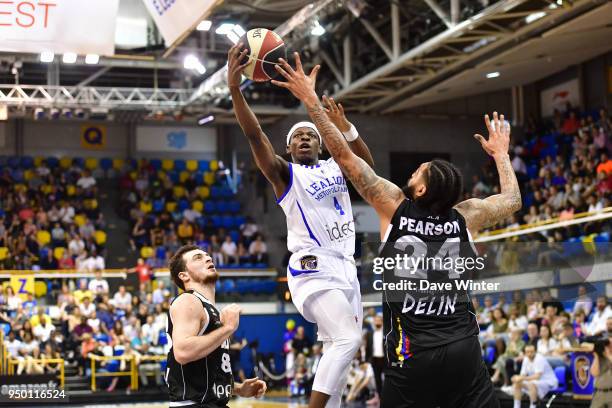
[183,54,206,75]
[75,108,85,119]
[232,24,246,37]
[62,108,72,119]
[62,53,77,64]
[40,51,55,63]
[215,23,236,35]
[197,20,212,31]
[198,114,215,125]
[311,21,325,36]
[50,108,60,119]
[486,71,500,79]
[34,108,45,120]
[85,54,99,65]
[525,11,546,24]
[0,105,7,121]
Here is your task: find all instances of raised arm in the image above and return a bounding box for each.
[321,95,374,168]
[228,43,289,198]
[272,54,403,229]
[454,112,522,235]
[170,295,239,365]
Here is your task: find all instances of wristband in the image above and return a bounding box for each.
[343,123,359,142]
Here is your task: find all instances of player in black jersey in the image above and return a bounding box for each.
[166,244,267,407]
[272,55,521,408]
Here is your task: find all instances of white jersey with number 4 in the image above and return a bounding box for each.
[277,158,360,321]
[278,158,355,257]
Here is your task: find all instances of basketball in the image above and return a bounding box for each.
[239,28,286,82]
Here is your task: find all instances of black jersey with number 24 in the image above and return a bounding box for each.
[380,199,480,366]
[166,290,234,407]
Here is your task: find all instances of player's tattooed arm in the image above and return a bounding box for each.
[454,112,522,234]
[272,53,404,224]
[227,43,289,198]
[321,95,375,168]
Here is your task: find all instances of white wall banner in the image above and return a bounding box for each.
[136,126,217,153]
[0,0,119,55]
[141,0,218,46]
[540,78,580,117]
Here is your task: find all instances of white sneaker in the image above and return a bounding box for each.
[501,385,514,395]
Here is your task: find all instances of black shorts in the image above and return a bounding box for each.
[381,336,499,408]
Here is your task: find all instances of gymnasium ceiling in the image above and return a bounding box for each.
[0,0,610,121]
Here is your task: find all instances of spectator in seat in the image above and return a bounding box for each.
[88,270,109,299]
[526,323,540,348]
[40,250,58,270]
[50,223,66,248]
[138,343,164,388]
[33,315,55,343]
[22,292,37,316]
[237,242,250,265]
[83,249,105,272]
[76,170,97,191]
[588,296,612,336]
[30,306,51,328]
[79,296,96,319]
[572,285,593,317]
[152,280,169,305]
[73,279,93,304]
[5,286,22,314]
[209,235,223,266]
[512,344,558,408]
[221,235,238,265]
[112,285,132,310]
[59,201,75,225]
[508,305,528,332]
[79,218,96,241]
[240,217,259,241]
[491,327,525,386]
[249,235,268,264]
[130,217,148,251]
[68,234,85,257]
[596,152,612,174]
[177,218,194,244]
[57,250,74,270]
[536,325,557,357]
[42,343,62,374]
[4,330,22,360]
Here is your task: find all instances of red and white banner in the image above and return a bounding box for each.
[540,78,580,117]
[141,0,218,46]
[0,0,119,55]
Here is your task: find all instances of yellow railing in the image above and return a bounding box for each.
[89,354,137,392]
[0,330,6,375]
[88,354,167,392]
[6,358,65,387]
[476,206,612,239]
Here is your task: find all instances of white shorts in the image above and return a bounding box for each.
[287,248,361,328]
[522,380,556,400]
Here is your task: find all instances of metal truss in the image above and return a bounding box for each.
[331,0,603,113]
[0,85,192,109]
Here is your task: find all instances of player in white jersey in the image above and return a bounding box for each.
[228,43,374,408]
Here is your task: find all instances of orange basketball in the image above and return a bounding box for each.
[239,28,287,82]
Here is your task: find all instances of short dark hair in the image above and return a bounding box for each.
[418,159,464,215]
[169,245,200,291]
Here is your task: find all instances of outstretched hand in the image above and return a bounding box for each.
[474,111,511,157]
[271,52,320,105]
[227,43,250,88]
[322,94,351,132]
